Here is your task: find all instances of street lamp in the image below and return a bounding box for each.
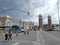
[57,0,60,29]
[1,8,30,16]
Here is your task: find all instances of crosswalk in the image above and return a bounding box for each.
[0,31,44,45]
[11,40,42,45]
[11,42,20,45]
[10,31,43,45]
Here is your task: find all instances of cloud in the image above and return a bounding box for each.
[29,0,59,25]
[51,13,59,24]
[43,17,48,24]
[0,0,59,25]
[31,0,46,8]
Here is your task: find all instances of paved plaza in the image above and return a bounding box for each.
[0,30,60,45]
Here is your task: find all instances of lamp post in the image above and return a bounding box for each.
[1,8,29,15]
[57,0,60,29]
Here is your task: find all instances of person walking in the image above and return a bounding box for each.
[5,32,8,40]
[26,27,29,35]
[8,29,12,41]
[8,33,12,40]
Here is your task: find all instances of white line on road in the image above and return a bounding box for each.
[11,42,20,45]
[37,31,40,41]
[33,41,42,45]
[40,31,45,44]
[46,32,60,42]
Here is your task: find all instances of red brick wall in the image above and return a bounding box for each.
[39,15,43,30]
[48,16,51,29]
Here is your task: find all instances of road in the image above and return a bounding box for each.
[0,30,60,45]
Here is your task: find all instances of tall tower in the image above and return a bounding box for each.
[48,15,51,29]
[39,15,43,30]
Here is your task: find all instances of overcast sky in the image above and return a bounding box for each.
[0,0,60,25]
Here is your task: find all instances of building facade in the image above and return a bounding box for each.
[48,15,52,29]
[0,15,34,30]
[39,15,43,30]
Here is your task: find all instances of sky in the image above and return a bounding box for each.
[0,0,60,25]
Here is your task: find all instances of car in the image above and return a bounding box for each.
[17,29,22,33]
[17,29,26,33]
[47,28,53,31]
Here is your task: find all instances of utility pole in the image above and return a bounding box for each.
[57,0,60,29]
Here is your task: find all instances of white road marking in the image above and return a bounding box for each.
[36,31,45,45]
[11,40,43,45]
[37,31,40,41]
[40,31,45,44]
[46,32,60,41]
[12,42,20,45]
[32,42,42,45]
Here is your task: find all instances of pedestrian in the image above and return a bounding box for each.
[26,27,29,35]
[4,32,8,40]
[8,29,12,41]
[8,33,12,41]
[24,31,26,34]
[22,27,26,35]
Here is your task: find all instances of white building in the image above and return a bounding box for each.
[0,15,34,30]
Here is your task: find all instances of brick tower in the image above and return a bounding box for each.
[48,15,51,29]
[39,15,43,30]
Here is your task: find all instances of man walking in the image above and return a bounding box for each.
[8,33,12,40]
[8,29,12,41]
[5,32,8,40]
